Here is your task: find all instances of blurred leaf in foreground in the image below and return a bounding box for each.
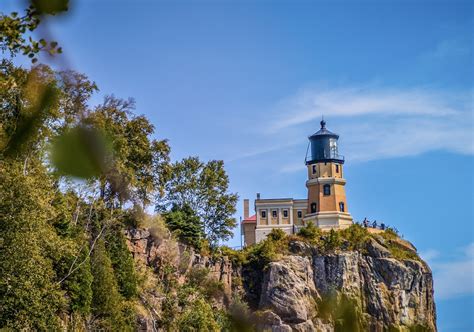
[0,1,67,62]
[51,125,110,179]
[31,0,69,15]
[3,84,56,157]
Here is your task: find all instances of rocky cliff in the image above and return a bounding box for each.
[254,239,436,331]
[125,229,436,332]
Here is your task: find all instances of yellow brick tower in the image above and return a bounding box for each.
[303,119,353,229]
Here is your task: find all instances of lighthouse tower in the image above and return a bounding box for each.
[304,119,353,230]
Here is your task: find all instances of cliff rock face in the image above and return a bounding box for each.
[125,228,234,293]
[252,238,436,332]
[125,229,436,332]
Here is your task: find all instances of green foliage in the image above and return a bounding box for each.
[85,95,171,206]
[217,245,246,265]
[224,297,256,332]
[187,267,225,301]
[0,63,60,157]
[267,228,286,241]
[0,161,65,330]
[242,230,290,270]
[106,226,138,299]
[297,221,322,242]
[63,246,93,316]
[4,84,58,157]
[0,1,66,63]
[177,298,220,332]
[318,293,366,332]
[377,229,420,261]
[324,229,342,252]
[157,156,238,246]
[164,204,204,249]
[339,224,370,251]
[51,125,110,178]
[384,227,399,239]
[90,238,129,330]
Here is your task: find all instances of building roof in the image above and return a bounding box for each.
[242,214,256,224]
[309,119,339,139]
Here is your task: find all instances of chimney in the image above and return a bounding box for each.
[256,193,261,200]
[243,199,249,219]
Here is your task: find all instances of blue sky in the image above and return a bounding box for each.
[2,0,473,330]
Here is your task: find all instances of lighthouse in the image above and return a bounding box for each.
[304,119,353,229]
[241,119,353,246]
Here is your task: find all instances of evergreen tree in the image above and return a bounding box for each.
[90,238,127,330]
[106,226,138,299]
[164,204,204,249]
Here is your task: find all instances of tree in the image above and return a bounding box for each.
[0,160,65,330]
[105,226,138,299]
[164,204,204,249]
[0,0,67,63]
[84,95,171,207]
[90,238,127,330]
[157,157,238,246]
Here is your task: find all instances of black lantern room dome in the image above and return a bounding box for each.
[309,119,339,139]
[306,120,344,164]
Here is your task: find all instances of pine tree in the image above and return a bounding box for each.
[106,226,138,299]
[164,204,204,249]
[90,238,127,330]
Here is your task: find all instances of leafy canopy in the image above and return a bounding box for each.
[157,156,238,247]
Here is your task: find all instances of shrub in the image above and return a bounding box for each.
[186,266,224,301]
[218,245,246,265]
[298,221,322,241]
[187,266,210,287]
[339,224,370,250]
[267,228,286,241]
[177,298,220,332]
[323,229,342,252]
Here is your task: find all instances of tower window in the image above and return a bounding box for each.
[312,165,317,174]
[272,210,277,218]
[310,203,317,213]
[297,210,302,218]
[261,210,266,218]
[336,164,339,173]
[339,202,345,212]
[283,209,288,218]
[323,184,331,196]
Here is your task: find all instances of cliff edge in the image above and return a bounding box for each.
[126,227,436,332]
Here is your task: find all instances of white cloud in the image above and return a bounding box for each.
[428,243,474,300]
[269,86,465,132]
[235,85,473,170]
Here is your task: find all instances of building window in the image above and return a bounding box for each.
[339,202,345,212]
[261,210,266,218]
[336,164,339,173]
[283,209,288,218]
[323,184,331,196]
[311,203,317,213]
[297,210,302,218]
[272,210,277,218]
[312,165,317,174]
